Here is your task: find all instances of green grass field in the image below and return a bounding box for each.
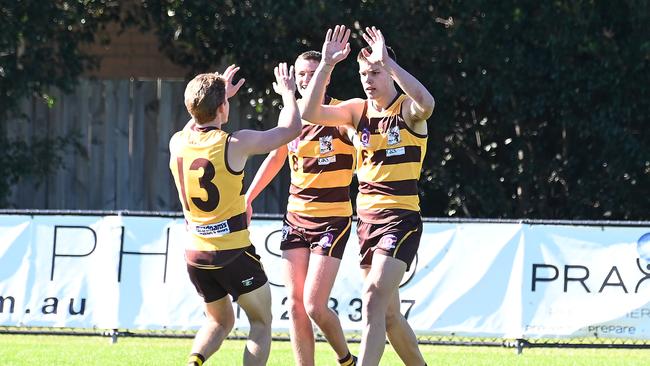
[0,334,646,365]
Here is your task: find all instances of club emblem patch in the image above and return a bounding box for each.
[319,135,333,154]
[360,128,371,147]
[387,125,401,146]
[318,233,334,248]
[378,234,398,251]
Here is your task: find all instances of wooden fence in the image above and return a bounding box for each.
[2,79,290,213]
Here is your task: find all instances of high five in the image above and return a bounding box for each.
[302,25,434,366]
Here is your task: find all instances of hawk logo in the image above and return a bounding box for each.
[241,277,254,287]
[319,135,334,154]
[387,125,401,146]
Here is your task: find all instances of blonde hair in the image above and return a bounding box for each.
[184,73,226,125]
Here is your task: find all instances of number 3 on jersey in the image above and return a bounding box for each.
[176,157,220,212]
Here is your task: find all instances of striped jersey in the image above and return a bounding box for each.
[287,97,356,218]
[355,94,428,223]
[169,125,249,268]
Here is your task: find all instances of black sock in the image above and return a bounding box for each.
[187,353,205,366]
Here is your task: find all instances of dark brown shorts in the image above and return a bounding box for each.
[357,211,422,271]
[186,245,268,303]
[280,212,352,259]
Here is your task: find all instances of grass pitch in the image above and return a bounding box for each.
[0,334,647,365]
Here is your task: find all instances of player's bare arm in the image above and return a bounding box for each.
[228,63,301,171]
[244,144,288,223]
[362,26,435,130]
[302,25,362,128]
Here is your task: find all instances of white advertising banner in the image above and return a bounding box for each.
[1,214,650,339]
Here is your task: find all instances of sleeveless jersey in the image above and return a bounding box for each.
[355,94,428,223]
[286,97,356,218]
[169,125,249,268]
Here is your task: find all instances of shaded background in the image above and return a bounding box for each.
[1,0,648,220]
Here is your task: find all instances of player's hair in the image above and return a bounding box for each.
[296,50,322,64]
[357,46,397,63]
[183,73,226,125]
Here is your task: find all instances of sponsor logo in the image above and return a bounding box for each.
[360,128,371,147]
[241,277,254,287]
[378,234,398,251]
[319,135,334,154]
[531,259,650,294]
[387,125,401,145]
[386,147,405,157]
[193,221,230,237]
[318,233,334,248]
[317,156,336,166]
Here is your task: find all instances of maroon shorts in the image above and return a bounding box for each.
[186,245,268,303]
[357,211,422,271]
[280,212,352,259]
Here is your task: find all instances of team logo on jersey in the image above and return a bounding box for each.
[241,277,254,287]
[378,234,398,251]
[360,128,371,147]
[318,233,334,249]
[387,125,401,146]
[288,137,300,153]
[318,155,337,166]
[319,135,334,154]
[281,225,290,241]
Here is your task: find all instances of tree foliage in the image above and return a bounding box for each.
[0,1,120,205]
[2,1,648,219]
[137,0,650,220]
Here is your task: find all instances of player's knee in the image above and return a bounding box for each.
[286,296,308,318]
[384,306,401,329]
[209,314,235,333]
[304,300,328,324]
[362,285,386,319]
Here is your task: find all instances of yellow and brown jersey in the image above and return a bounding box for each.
[286,96,356,218]
[169,125,249,269]
[355,94,428,223]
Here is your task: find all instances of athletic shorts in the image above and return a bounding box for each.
[186,245,268,303]
[357,211,422,271]
[280,212,352,259]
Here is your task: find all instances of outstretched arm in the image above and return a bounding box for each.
[244,145,288,223]
[228,63,301,171]
[362,26,435,124]
[301,25,357,127]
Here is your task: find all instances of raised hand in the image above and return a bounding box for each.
[322,24,351,66]
[220,64,246,99]
[272,62,296,96]
[361,26,389,65]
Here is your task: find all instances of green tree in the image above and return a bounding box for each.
[0,1,120,205]
[137,0,649,220]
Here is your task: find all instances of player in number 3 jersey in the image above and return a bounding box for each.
[169,63,301,366]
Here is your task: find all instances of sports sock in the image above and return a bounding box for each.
[338,351,357,366]
[187,353,205,366]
